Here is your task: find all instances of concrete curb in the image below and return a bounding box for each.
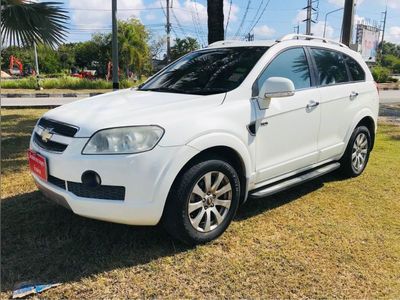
[0,92,104,98]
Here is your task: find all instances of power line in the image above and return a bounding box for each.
[192,0,206,45]
[188,1,202,44]
[224,0,233,39]
[171,7,187,36]
[66,7,192,12]
[234,0,251,39]
[247,0,272,35]
[245,0,264,34]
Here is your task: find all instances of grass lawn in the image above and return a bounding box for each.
[1,109,400,299]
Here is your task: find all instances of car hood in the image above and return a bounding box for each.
[43,89,225,137]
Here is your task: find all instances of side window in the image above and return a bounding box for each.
[345,55,365,81]
[258,47,311,91]
[311,48,349,86]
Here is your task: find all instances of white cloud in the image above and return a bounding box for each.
[293,10,306,24]
[145,13,157,21]
[387,26,400,43]
[168,0,239,27]
[224,0,240,28]
[253,25,276,38]
[354,14,365,25]
[386,0,400,9]
[313,22,335,39]
[69,0,145,30]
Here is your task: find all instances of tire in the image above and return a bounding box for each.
[340,125,372,177]
[162,158,241,245]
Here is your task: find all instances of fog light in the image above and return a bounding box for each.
[81,170,101,187]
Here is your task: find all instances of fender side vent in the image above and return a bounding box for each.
[247,122,256,135]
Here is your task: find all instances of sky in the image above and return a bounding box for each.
[58,0,400,46]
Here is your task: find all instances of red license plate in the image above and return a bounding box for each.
[28,150,48,181]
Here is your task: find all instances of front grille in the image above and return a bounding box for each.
[68,182,125,201]
[38,118,78,137]
[48,175,66,190]
[34,133,68,152]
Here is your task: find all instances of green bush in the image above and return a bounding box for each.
[0,77,37,89]
[371,66,391,83]
[0,76,142,90]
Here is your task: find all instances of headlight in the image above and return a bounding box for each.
[82,126,164,154]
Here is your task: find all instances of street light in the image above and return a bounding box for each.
[323,7,344,38]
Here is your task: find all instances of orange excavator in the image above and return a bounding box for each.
[9,55,23,76]
[9,55,35,76]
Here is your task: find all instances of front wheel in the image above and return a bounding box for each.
[340,125,372,177]
[162,158,241,245]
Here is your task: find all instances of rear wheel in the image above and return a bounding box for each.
[340,126,371,177]
[162,158,240,245]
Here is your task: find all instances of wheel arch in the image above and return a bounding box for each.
[356,116,376,150]
[345,109,377,152]
[170,132,254,205]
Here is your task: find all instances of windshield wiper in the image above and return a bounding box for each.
[138,87,188,94]
[190,87,228,95]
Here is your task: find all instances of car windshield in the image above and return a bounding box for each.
[139,47,268,95]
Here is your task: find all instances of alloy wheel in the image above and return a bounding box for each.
[351,132,368,172]
[188,171,232,233]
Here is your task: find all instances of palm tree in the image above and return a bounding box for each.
[1,0,69,48]
[207,0,224,44]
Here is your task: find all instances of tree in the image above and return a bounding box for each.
[150,35,167,59]
[1,0,69,47]
[171,37,200,60]
[207,0,224,44]
[118,19,151,77]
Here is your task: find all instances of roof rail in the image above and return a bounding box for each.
[276,34,348,48]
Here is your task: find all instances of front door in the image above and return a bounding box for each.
[254,47,321,184]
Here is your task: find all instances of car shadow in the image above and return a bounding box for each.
[0,191,190,292]
[236,172,342,221]
[1,173,342,292]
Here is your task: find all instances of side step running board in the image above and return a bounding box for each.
[249,162,341,199]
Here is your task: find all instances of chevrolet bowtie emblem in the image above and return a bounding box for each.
[41,128,54,143]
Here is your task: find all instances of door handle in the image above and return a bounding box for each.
[349,91,359,100]
[306,100,319,109]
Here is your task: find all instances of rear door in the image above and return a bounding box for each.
[309,47,362,162]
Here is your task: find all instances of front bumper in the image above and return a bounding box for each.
[30,137,199,225]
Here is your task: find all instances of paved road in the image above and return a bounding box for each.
[379,90,400,103]
[1,90,399,107]
[1,96,84,107]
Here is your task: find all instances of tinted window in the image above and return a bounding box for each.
[345,55,365,81]
[311,48,349,86]
[139,47,268,95]
[258,48,311,90]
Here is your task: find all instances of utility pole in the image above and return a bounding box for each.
[207,0,224,44]
[166,0,171,63]
[33,43,39,76]
[380,8,387,58]
[303,0,318,35]
[245,33,254,41]
[294,23,300,34]
[305,0,312,35]
[33,42,42,90]
[341,0,355,46]
[112,0,119,90]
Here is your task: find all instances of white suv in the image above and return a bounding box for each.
[29,34,379,244]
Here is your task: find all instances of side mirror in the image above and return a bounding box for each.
[257,77,295,109]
